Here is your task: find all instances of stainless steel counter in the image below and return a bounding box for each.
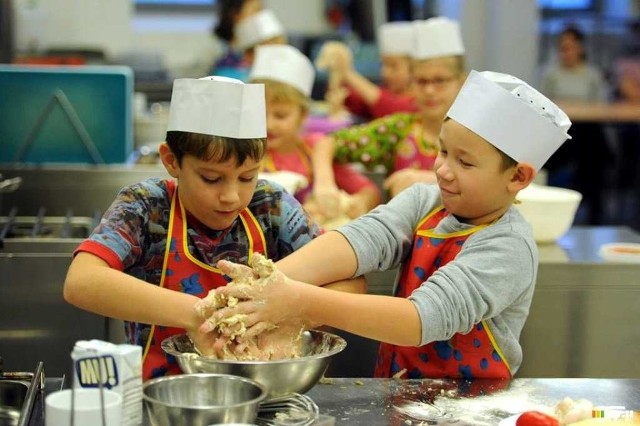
[519,226,640,378]
[307,378,640,425]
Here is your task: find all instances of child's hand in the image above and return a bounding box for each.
[384,169,437,197]
[315,41,353,77]
[312,183,342,220]
[205,257,305,337]
[187,327,228,357]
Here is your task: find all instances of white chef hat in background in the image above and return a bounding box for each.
[377,21,414,56]
[234,9,285,51]
[167,76,266,139]
[249,45,315,97]
[447,70,572,171]
[412,17,465,60]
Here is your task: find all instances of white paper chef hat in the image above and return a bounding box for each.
[167,75,266,139]
[447,70,572,171]
[249,45,315,97]
[378,21,414,56]
[412,17,465,60]
[235,9,285,51]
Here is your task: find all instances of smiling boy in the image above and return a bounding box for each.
[205,70,572,379]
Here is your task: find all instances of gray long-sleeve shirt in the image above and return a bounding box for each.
[337,183,538,375]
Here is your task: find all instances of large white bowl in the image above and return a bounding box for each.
[515,184,582,244]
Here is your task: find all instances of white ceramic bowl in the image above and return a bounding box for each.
[515,184,582,244]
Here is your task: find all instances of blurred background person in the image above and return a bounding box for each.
[312,17,467,205]
[249,45,381,229]
[612,18,640,226]
[540,24,612,225]
[211,0,263,79]
[316,21,416,123]
[214,7,286,81]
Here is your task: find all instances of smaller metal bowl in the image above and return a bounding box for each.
[162,330,347,399]
[143,373,266,426]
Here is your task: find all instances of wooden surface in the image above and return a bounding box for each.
[557,101,640,122]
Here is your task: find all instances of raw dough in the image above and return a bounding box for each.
[198,253,304,361]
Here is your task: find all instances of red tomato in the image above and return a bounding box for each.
[515,411,560,426]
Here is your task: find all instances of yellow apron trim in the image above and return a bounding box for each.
[415,207,492,238]
[239,209,267,264]
[262,146,312,182]
[177,194,223,273]
[142,185,178,363]
[262,153,277,173]
[413,206,445,232]
[481,320,513,375]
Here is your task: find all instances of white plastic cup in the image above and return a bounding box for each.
[45,388,123,426]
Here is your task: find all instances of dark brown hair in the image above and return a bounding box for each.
[213,0,247,41]
[166,131,266,166]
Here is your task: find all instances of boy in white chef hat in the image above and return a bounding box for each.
[316,21,417,121]
[249,44,381,227]
[312,17,468,213]
[203,70,572,380]
[64,75,365,380]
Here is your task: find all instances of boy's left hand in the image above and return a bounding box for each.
[201,258,306,340]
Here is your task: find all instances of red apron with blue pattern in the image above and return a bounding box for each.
[142,180,267,379]
[374,207,511,379]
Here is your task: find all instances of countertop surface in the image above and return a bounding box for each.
[30,377,640,425]
[307,377,640,425]
[538,225,640,263]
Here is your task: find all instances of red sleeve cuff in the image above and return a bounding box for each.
[74,240,125,271]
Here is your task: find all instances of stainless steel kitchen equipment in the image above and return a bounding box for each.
[162,330,347,399]
[0,165,170,380]
[0,358,45,426]
[143,373,267,426]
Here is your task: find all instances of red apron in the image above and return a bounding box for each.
[142,180,267,379]
[375,207,511,379]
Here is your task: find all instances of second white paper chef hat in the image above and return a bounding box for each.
[447,70,572,171]
[249,45,315,97]
[235,9,285,51]
[378,21,414,56]
[412,17,465,60]
[167,76,266,139]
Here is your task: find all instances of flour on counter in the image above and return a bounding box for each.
[394,381,556,426]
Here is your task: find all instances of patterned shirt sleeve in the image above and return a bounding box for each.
[331,113,415,172]
[75,178,170,277]
[252,180,322,260]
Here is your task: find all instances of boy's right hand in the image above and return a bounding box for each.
[312,183,342,220]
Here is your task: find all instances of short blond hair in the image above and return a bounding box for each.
[252,78,310,114]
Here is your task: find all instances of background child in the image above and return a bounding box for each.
[249,44,381,227]
[210,0,263,79]
[205,70,572,379]
[63,76,337,380]
[312,17,467,208]
[316,21,417,122]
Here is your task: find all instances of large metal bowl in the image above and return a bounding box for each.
[162,329,347,399]
[143,373,267,426]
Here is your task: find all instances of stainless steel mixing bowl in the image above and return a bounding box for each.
[143,373,266,426]
[161,329,347,399]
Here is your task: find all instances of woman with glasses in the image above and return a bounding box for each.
[311,17,467,205]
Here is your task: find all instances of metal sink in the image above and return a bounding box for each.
[0,380,29,426]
